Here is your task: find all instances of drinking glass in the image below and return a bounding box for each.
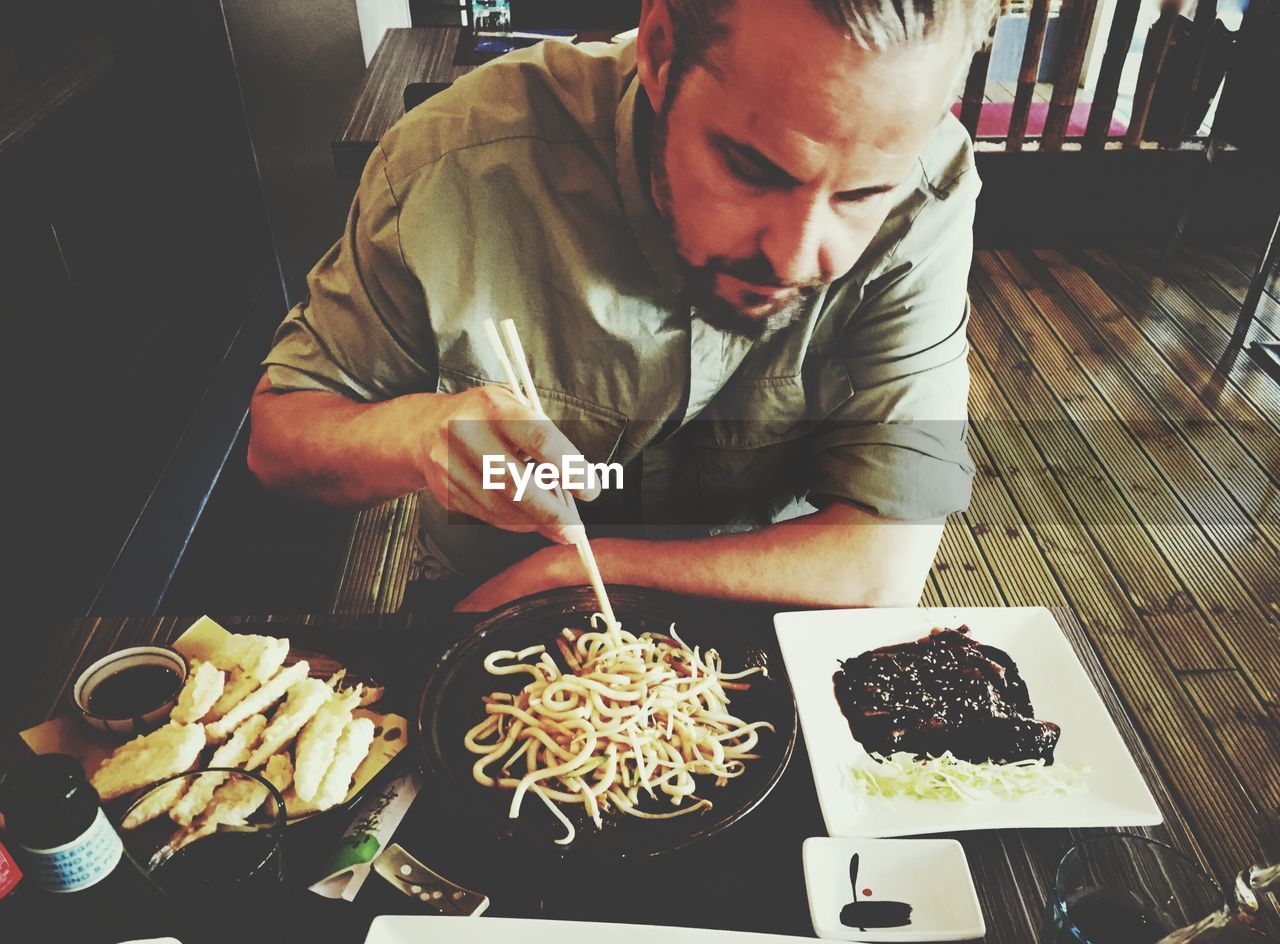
[115,768,287,943]
[1050,834,1227,944]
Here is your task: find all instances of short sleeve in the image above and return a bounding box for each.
[807,171,978,520]
[262,143,438,401]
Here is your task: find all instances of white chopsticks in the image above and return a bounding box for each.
[482,318,618,628]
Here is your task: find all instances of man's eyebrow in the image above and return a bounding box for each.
[712,133,802,187]
[712,132,900,200]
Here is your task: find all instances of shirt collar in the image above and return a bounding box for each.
[616,72,686,299]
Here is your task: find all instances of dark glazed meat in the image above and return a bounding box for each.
[833,626,1060,764]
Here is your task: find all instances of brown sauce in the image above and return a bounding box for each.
[150,830,279,900]
[87,663,182,718]
[832,626,1061,764]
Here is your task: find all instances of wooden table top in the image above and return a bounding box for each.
[6,603,1274,941]
[333,27,475,178]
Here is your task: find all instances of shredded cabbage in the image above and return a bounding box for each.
[849,751,1089,802]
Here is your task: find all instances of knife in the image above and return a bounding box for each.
[309,766,421,901]
[371,842,489,916]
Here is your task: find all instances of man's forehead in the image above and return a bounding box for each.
[693,0,964,145]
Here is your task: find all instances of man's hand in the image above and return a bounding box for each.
[415,385,598,544]
[248,376,596,542]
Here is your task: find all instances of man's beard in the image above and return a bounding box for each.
[648,86,821,341]
[680,258,821,341]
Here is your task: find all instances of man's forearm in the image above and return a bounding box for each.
[592,503,943,608]
[247,378,430,506]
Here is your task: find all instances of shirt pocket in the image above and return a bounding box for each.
[436,365,628,465]
[687,356,855,449]
[684,358,855,525]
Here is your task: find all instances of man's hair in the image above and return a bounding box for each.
[664,0,999,79]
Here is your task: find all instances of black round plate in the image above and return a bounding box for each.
[416,586,798,859]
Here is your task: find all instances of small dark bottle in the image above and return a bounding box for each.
[0,754,122,894]
[0,754,153,941]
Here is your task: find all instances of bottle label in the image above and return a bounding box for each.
[0,840,21,898]
[20,807,123,893]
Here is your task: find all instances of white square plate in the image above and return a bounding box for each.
[802,837,984,941]
[774,607,1161,838]
[364,917,837,944]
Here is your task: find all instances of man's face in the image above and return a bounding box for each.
[644,0,967,338]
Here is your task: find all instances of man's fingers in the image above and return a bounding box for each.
[471,386,603,503]
[497,417,602,502]
[447,484,576,544]
[428,386,602,531]
[446,443,580,543]
[448,490,561,541]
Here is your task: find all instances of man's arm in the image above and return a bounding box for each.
[456,502,942,611]
[248,375,433,506]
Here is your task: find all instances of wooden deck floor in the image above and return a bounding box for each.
[930,244,1280,888]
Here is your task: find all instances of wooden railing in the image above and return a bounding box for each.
[959,0,1253,150]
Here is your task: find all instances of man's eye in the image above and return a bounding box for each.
[723,149,776,186]
[834,190,885,209]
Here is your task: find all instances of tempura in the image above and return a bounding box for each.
[91,722,206,802]
[294,686,362,802]
[245,677,330,770]
[169,714,267,826]
[171,660,225,725]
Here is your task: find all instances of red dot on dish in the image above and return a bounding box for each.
[863,889,873,897]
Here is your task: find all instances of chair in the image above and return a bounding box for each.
[1165,0,1280,382]
[404,81,453,113]
[1214,0,1280,379]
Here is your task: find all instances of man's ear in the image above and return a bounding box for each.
[636,0,676,110]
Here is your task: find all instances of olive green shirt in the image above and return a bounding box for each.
[264,38,977,578]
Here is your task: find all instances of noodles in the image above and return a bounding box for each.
[464,615,771,843]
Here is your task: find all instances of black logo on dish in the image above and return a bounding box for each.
[839,853,912,931]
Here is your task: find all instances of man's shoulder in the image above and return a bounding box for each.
[377,40,635,190]
[915,111,979,202]
[841,113,977,286]
[878,112,980,266]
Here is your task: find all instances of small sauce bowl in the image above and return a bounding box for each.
[73,646,188,736]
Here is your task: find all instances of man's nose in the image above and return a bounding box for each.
[758,196,833,286]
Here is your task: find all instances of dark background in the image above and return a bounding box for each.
[1,2,275,658]
[0,0,1276,709]
[507,0,641,29]
[0,0,361,685]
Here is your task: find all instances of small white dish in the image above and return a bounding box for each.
[364,917,822,944]
[775,607,1162,838]
[73,645,187,735]
[803,837,984,941]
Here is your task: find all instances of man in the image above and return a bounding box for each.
[248,0,993,612]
